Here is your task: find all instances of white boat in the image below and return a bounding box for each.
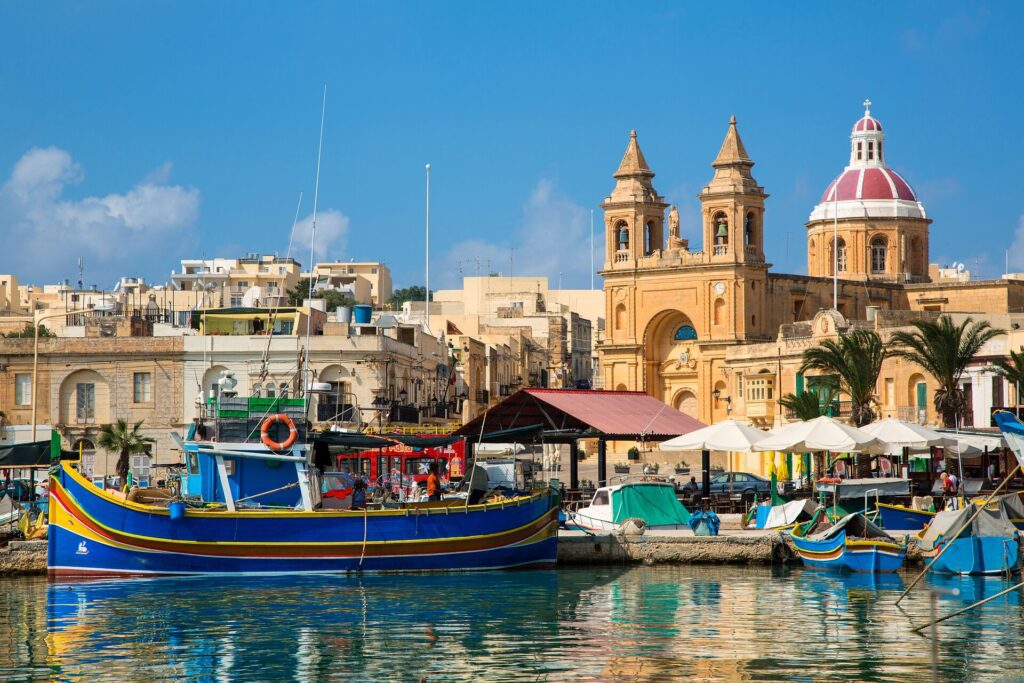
[564,480,691,532]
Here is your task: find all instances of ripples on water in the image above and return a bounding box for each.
[1,566,1022,682]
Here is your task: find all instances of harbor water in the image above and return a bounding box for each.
[2,566,1023,682]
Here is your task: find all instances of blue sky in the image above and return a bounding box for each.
[1,2,1022,291]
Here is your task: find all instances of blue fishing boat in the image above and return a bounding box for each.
[916,505,1020,576]
[47,397,559,578]
[789,512,907,573]
[876,502,935,531]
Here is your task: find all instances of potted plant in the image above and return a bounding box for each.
[674,460,689,474]
[627,446,640,461]
[613,463,630,474]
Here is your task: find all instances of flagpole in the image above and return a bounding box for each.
[424,163,431,331]
[590,209,594,290]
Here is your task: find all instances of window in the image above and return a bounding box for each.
[76,383,96,423]
[877,141,883,158]
[837,239,847,272]
[856,142,863,160]
[371,267,378,274]
[266,383,276,398]
[886,378,895,406]
[15,373,31,405]
[745,212,755,245]
[673,325,698,341]
[133,372,152,403]
[993,377,1005,408]
[130,452,152,484]
[711,474,728,485]
[867,141,874,160]
[734,474,750,483]
[230,296,242,307]
[871,239,887,273]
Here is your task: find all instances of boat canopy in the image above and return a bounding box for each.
[919,506,1018,551]
[763,499,819,528]
[996,493,1024,520]
[612,483,691,526]
[808,512,892,542]
[0,440,74,468]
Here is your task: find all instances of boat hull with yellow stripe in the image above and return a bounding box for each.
[47,463,559,577]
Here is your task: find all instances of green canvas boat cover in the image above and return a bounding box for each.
[612,483,691,526]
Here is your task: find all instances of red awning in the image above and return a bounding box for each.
[456,389,705,440]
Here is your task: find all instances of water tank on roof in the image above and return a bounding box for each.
[336,306,352,323]
[353,305,372,324]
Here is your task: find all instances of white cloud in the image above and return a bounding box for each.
[439,179,596,289]
[1008,215,1024,273]
[288,209,349,262]
[0,147,200,284]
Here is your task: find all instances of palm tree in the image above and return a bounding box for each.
[97,419,155,490]
[891,315,1004,428]
[799,329,888,427]
[989,347,1024,417]
[779,386,836,421]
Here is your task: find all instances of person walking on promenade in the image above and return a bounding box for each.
[426,463,442,502]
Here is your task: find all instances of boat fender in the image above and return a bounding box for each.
[618,518,646,537]
[260,414,298,450]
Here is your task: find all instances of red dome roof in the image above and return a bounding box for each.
[820,167,917,203]
[853,115,883,133]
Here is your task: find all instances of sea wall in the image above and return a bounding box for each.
[558,533,796,565]
[558,532,930,567]
[0,541,47,575]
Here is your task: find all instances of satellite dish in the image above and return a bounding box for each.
[957,263,965,272]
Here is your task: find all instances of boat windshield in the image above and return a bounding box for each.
[592,490,610,506]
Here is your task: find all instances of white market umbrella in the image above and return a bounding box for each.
[661,418,768,453]
[660,419,769,496]
[860,418,952,450]
[753,415,882,454]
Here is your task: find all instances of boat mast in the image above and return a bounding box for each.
[302,85,327,434]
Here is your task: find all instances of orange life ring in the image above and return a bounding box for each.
[260,414,298,450]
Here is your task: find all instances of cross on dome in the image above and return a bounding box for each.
[863,98,872,116]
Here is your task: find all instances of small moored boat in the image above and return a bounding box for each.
[789,512,907,573]
[563,480,690,532]
[876,502,935,531]
[916,505,1020,576]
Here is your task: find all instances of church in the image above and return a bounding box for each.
[599,103,1024,428]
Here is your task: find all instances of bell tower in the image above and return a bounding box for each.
[698,116,767,264]
[602,130,669,268]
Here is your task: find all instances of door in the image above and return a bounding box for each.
[916,382,928,423]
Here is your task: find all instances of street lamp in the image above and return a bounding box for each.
[31,307,92,442]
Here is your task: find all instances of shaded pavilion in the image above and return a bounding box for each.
[455,389,705,489]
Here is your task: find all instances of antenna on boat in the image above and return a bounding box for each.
[302,85,327,432]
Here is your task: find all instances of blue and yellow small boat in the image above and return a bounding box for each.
[876,502,935,531]
[789,512,907,573]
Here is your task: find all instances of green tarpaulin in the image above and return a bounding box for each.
[612,483,691,526]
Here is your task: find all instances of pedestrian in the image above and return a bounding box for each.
[940,472,956,510]
[426,463,442,502]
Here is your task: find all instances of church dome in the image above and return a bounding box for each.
[853,115,882,133]
[808,101,927,222]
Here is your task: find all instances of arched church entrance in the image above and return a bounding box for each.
[643,310,700,411]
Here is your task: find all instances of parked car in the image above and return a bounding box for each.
[707,472,794,499]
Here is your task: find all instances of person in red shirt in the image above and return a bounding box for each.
[426,463,442,502]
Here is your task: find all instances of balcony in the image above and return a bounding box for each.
[614,251,630,263]
[896,405,927,425]
[713,245,728,256]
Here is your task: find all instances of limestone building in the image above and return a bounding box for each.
[600,105,1024,428]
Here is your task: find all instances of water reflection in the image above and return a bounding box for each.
[0,566,1021,682]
